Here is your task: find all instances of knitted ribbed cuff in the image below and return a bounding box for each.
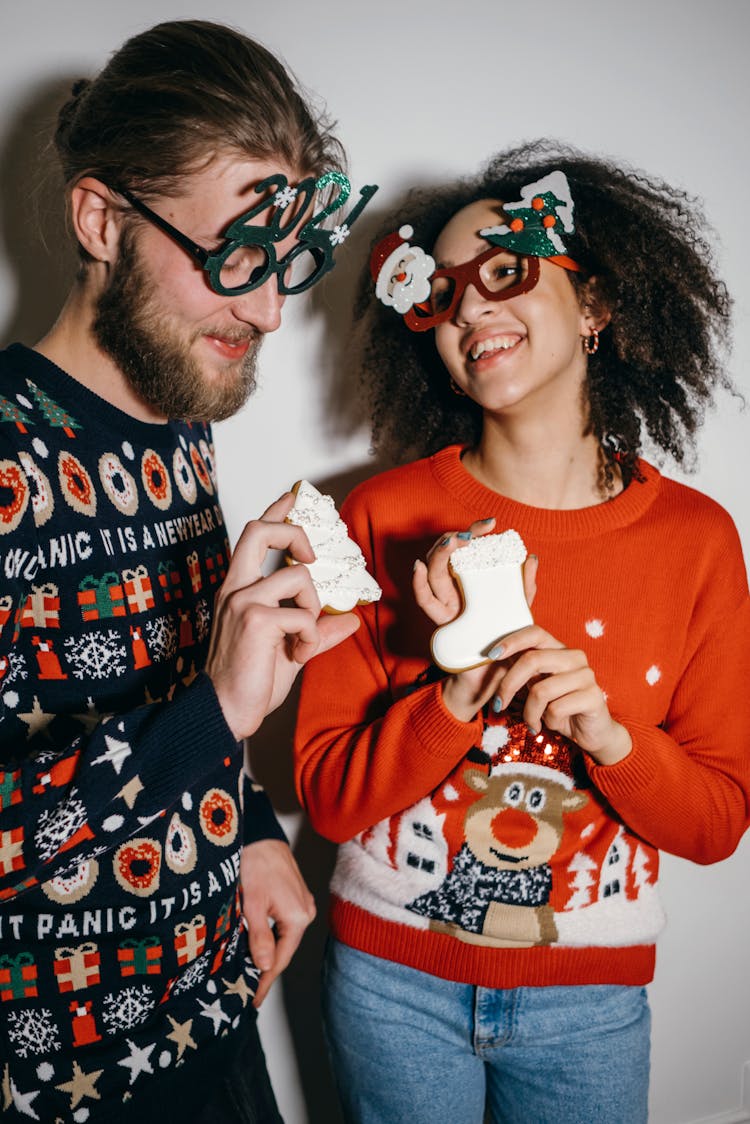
[242,774,289,845]
[406,680,484,761]
[138,672,241,807]
[585,719,661,799]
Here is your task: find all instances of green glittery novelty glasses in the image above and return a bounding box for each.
[116,172,377,296]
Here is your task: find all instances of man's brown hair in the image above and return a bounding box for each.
[54,19,344,202]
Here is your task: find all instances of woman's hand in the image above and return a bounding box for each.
[413,517,503,625]
[490,625,632,765]
[414,530,630,765]
[412,519,537,725]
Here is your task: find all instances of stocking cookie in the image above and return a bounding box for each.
[287,480,382,614]
[431,530,533,672]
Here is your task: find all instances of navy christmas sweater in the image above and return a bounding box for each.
[0,344,283,1121]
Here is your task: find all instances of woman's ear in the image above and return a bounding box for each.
[69,177,124,264]
[578,274,612,334]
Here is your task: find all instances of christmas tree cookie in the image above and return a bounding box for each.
[286,480,381,613]
[431,530,533,672]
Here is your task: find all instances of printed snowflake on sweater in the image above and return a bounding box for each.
[64,630,127,680]
[101,985,155,1034]
[172,951,210,994]
[8,1007,61,1057]
[224,922,244,965]
[145,615,178,662]
[2,653,29,688]
[55,842,109,879]
[31,745,76,768]
[194,599,210,644]
[35,789,87,860]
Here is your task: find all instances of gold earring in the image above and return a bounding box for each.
[583,328,599,355]
[450,378,466,397]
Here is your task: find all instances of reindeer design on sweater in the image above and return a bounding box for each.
[408,763,588,947]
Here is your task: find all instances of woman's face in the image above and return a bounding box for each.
[433,199,590,419]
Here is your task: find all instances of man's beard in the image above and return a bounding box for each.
[93,230,261,423]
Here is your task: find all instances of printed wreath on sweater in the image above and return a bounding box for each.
[0,459,29,532]
[18,451,54,526]
[189,445,214,496]
[58,451,97,516]
[165,812,198,874]
[113,838,162,897]
[198,788,238,847]
[42,858,100,904]
[98,453,139,516]
[141,450,172,511]
[172,447,197,504]
[199,439,218,488]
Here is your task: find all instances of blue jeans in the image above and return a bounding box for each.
[322,939,650,1124]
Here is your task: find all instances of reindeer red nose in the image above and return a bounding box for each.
[491,807,538,849]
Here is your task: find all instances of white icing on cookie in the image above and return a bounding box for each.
[431,530,533,672]
[287,480,382,613]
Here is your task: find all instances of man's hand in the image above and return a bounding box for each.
[240,838,316,1008]
[206,493,359,740]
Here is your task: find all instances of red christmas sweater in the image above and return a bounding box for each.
[295,444,750,988]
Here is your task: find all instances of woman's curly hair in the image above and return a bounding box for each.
[354,139,733,487]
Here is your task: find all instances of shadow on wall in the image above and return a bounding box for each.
[0,77,79,349]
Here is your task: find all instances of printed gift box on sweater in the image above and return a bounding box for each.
[0,825,24,877]
[0,593,12,636]
[20,582,61,628]
[214,898,233,942]
[174,913,206,965]
[118,936,163,976]
[187,550,202,594]
[77,573,127,621]
[204,545,226,585]
[123,564,155,612]
[0,951,38,1001]
[158,559,182,602]
[54,942,101,992]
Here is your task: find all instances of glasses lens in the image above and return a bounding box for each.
[218,245,270,292]
[426,275,456,318]
[280,246,326,294]
[481,251,528,294]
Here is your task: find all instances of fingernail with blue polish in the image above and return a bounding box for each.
[457,531,472,540]
[527,726,538,737]
[438,536,452,547]
[492,696,503,714]
[488,643,504,659]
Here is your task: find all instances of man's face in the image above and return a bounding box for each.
[94,154,300,423]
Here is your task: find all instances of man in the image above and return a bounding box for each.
[0,20,371,1122]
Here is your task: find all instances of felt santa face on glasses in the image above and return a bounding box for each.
[370,225,436,315]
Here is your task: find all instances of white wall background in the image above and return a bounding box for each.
[1,2,748,1121]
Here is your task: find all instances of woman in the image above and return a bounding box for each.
[294,140,750,1124]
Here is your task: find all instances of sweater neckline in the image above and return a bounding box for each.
[4,342,192,450]
[430,444,661,540]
